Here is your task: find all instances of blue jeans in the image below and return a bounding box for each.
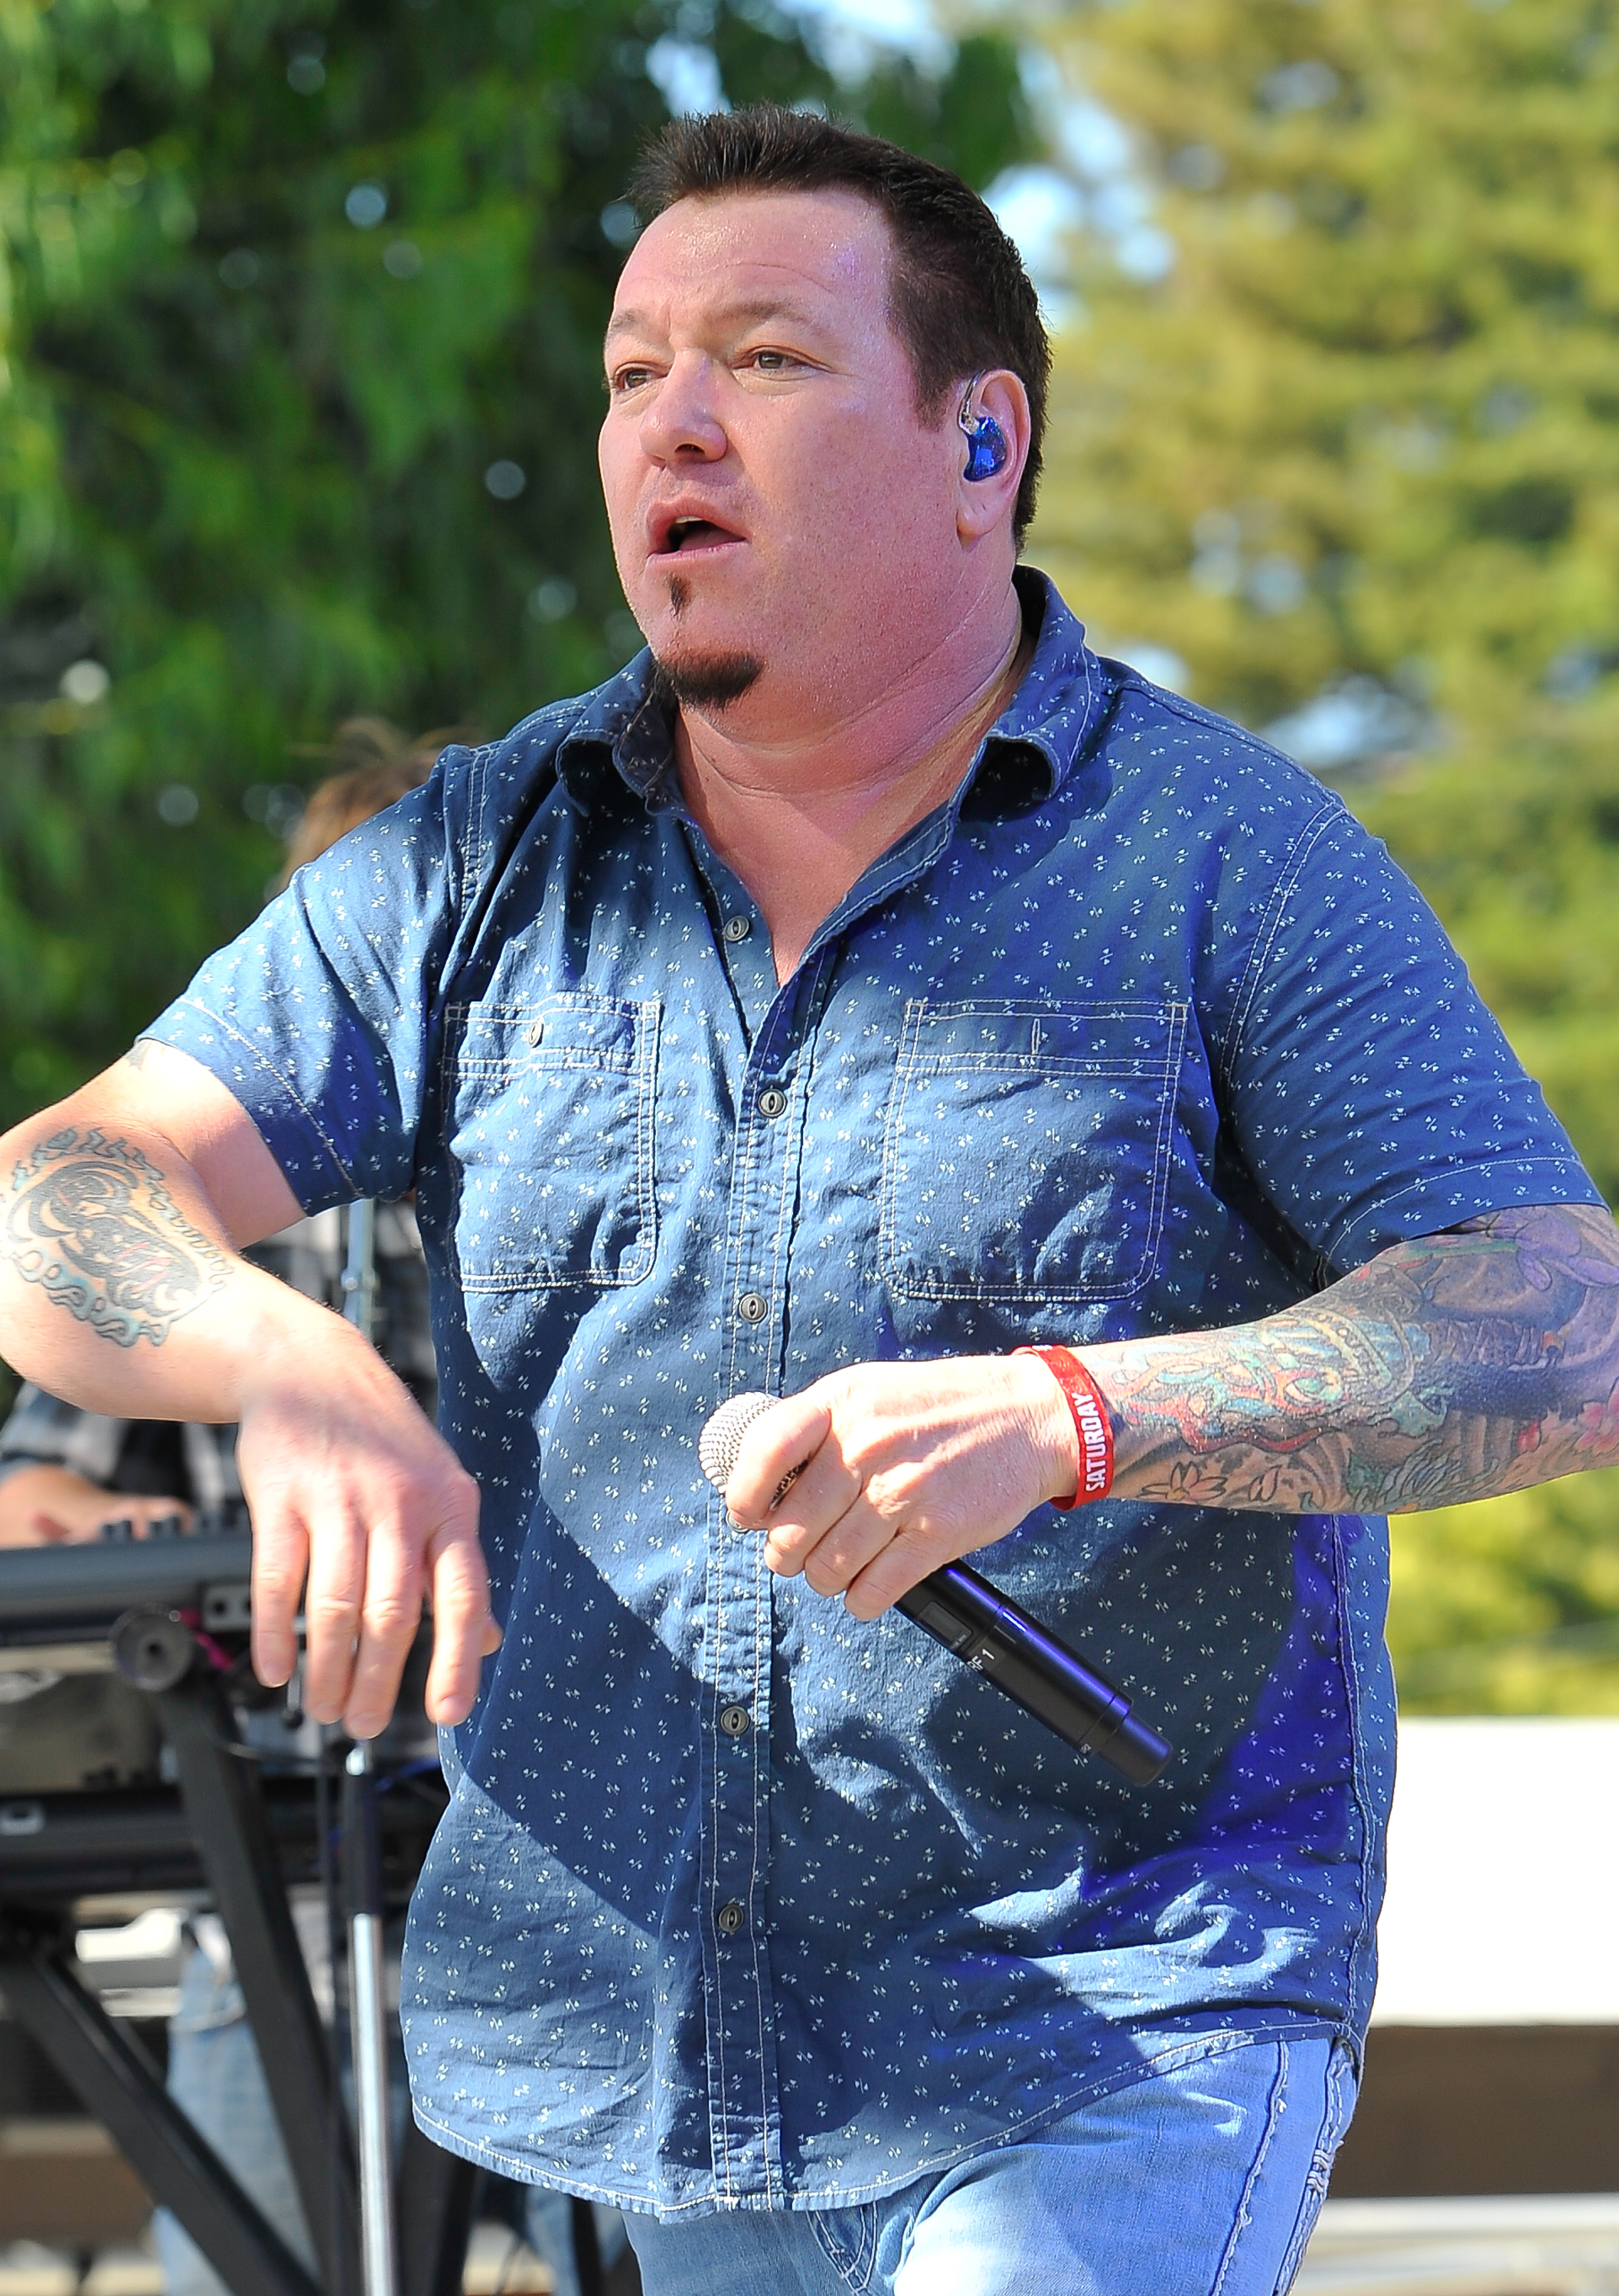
[522,2188,632,2296]
[626,2036,1355,2296]
[153,1944,318,2296]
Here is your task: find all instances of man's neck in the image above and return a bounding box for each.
[675,585,1030,985]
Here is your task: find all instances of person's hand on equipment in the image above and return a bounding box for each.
[0,1464,194,1548]
[720,1356,1081,1621]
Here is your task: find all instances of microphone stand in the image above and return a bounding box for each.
[341,1197,378,1342]
[344,1742,397,2296]
[340,1201,398,2296]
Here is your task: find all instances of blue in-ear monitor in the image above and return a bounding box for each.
[958,382,1010,481]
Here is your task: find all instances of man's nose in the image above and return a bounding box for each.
[639,357,727,465]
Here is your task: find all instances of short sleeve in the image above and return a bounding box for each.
[140,770,462,1212]
[1221,803,1603,1269]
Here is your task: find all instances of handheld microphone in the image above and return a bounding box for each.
[698,1393,1171,1786]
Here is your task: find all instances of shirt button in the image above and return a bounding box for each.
[525,1019,544,1048]
[716,1899,746,1937]
[736,1290,768,1324]
[722,914,751,943]
[757,1086,788,1118]
[719,1704,751,1738]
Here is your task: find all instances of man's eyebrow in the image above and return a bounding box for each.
[604,294,828,348]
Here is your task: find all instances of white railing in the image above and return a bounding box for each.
[1298,2194,1619,2294]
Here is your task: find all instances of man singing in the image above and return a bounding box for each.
[2,109,1615,2295]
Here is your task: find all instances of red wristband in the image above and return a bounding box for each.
[1015,1345,1115,1510]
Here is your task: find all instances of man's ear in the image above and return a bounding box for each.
[955,369,1032,545]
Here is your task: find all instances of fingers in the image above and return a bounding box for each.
[722,1388,880,1590]
[838,1531,943,1621]
[251,1472,493,1738]
[752,1439,863,1575]
[729,1386,910,1609]
[24,1488,191,1548]
[237,1340,498,1736]
[251,1512,312,1691]
[302,1541,364,1722]
[341,1469,490,1736]
[423,1506,500,1729]
[785,1497,892,1603]
[759,1471,932,1619]
[724,1393,832,1525]
[722,1356,1072,1620]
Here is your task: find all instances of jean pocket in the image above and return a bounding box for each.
[808,2200,880,2291]
[445,990,660,1292]
[878,997,1187,1306]
[1272,2040,1358,2294]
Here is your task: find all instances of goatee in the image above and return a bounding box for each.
[654,651,765,709]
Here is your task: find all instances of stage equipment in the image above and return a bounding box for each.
[700,1392,1172,1786]
[345,1742,398,2296]
[341,1199,399,2296]
[0,1528,478,2296]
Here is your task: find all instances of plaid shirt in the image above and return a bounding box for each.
[0,1203,435,1509]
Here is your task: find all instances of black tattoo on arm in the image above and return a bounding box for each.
[1088,1202,1619,1514]
[2,1127,229,1348]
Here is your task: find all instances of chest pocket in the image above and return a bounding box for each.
[445,992,660,1290]
[879,998,1186,1305]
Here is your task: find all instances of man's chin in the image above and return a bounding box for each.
[652,648,765,710]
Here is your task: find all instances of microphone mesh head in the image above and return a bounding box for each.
[698,1391,775,1491]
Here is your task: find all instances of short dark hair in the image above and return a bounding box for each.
[628,106,1050,544]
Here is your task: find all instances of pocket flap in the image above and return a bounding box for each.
[451,994,645,1077]
[908,1000,1183,1077]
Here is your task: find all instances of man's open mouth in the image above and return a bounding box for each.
[656,516,743,556]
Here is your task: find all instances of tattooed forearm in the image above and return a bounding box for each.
[1086,1202,1619,1515]
[2,1127,228,1348]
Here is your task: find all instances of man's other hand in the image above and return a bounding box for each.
[236,1327,501,1737]
[0,1042,501,1739]
[721,1356,1080,1620]
[0,1465,192,1548]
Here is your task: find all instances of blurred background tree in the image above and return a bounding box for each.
[1025,0,1619,1710]
[6,0,1613,1710]
[0,0,1033,1125]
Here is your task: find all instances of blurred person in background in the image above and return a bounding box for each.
[0,722,625,2296]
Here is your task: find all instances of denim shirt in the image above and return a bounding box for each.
[146,572,1598,2219]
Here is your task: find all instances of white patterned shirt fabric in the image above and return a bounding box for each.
[141,571,1599,2219]
[0,1202,435,1513]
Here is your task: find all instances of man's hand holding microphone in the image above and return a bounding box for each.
[700,1353,1171,1786]
[710,1354,1084,1614]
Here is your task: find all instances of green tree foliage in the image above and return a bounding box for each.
[1027,0,1619,1711]
[0,0,1034,1125]
[1388,1464,1619,1712]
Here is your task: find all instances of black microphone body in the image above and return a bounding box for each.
[698,1393,1171,1787]
[895,1561,1169,1786]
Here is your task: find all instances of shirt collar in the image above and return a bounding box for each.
[974,566,1107,807]
[553,566,1108,818]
